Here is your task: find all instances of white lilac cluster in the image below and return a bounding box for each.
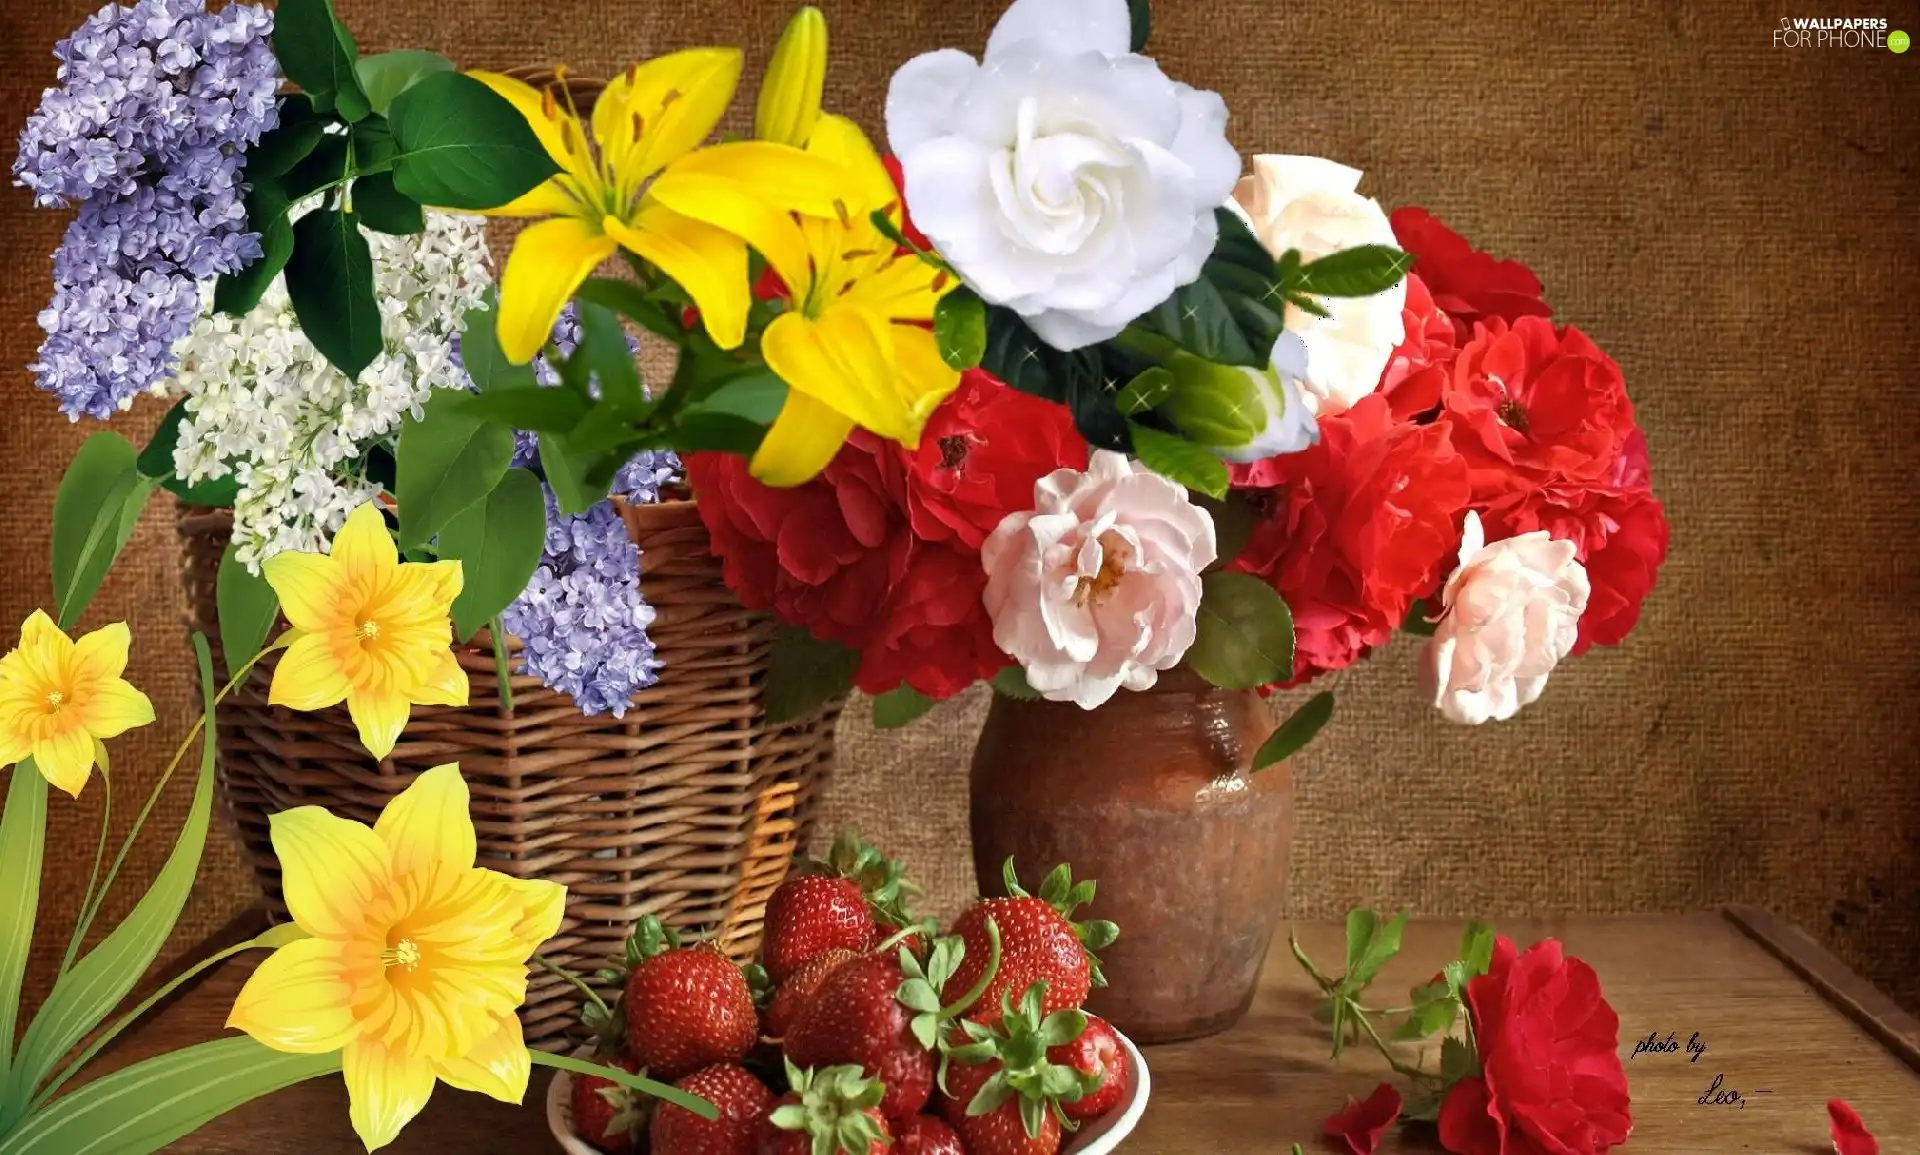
[167,207,493,570]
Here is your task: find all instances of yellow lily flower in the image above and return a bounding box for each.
[0,611,154,797]
[227,764,565,1152]
[261,502,466,762]
[755,7,827,148]
[653,113,961,486]
[471,54,851,364]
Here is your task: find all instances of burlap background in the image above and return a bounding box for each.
[3,0,1917,1019]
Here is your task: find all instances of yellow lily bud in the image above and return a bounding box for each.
[755,6,828,147]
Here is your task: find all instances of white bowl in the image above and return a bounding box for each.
[545,1031,1150,1153]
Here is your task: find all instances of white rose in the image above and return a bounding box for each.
[884,0,1241,352]
[981,451,1218,709]
[1420,512,1591,726]
[1231,155,1407,416]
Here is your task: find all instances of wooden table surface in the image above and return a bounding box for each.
[83,910,1920,1153]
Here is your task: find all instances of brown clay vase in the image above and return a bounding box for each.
[968,667,1293,1044]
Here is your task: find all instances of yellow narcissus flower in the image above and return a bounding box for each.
[227,764,565,1152]
[696,113,961,486]
[755,6,827,148]
[0,612,154,797]
[262,502,466,761]
[471,53,849,364]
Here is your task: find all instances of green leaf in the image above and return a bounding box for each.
[439,467,546,643]
[137,400,238,508]
[1115,367,1175,416]
[244,97,327,180]
[389,71,561,211]
[214,181,295,317]
[458,385,592,432]
[5,636,220,1118]
[896,979,941,1015]
[539,431,606,516]
[981,307,1130,452]
[1141,208,1288,366]
[682,371,787,426]
[1192,490,1256,571]
[458,300,538,392]
[271,0,369,122]
[1392,982,1460,1042]
[1127,423,1229,499]
[872,686,938,730]
[1143,275,1259,366]
[350,171,423,235]
[1251,691,1334,770]
[1458,920,1497,980]
[1343,910,1379,979]
[1128,0,1151,50]
[1440,1036,1479,1085]
[665,412,768,456]
[285,206,382,380]
[51,433,152,629]
[1402,599,1440,637]
[0,765,47,1093]
[215,542,279,673]
[934,288,987,370]
[1351,911,1408,989]
[990,666,1040,701]
[575,276,685,342]
[572,300,645,415]
[354,49,454,116]
[764,628,859,724]
[395,389,516,550]
[350,116,396,174]
[1293,245,1414,299]
[0,1037,341,1155]
[1186,571,1295,691]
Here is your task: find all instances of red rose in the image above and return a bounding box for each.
[1323,1082,1402,1155]
[1438,936,1631,1155]
[1390,207,1553,332]
[1442,318,1637,497]
[1379,273,1457,422]
[1231,395,1470,684]
[1480,480,1668,655]
[882,154,931,253]
[1828,1099,1879,1155]
[905,369,1087,550]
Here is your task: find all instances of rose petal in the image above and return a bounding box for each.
[1828,1099,1879,1155]
[1322,1082,1403,1154]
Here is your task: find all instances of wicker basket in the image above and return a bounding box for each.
[177,498,841,1048]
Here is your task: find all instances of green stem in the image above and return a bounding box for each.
[57,766,112,978]
[530,955,607,1019]
[531,1051,716,1119]
[1351,1000,1430,1082]
[490,618,514,715]
[937,915,1003,1022]
[872,919,934,958]
[30,931,280,1112]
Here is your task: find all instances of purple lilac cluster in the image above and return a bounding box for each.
[15,0,280,420]
[469,304,683,716]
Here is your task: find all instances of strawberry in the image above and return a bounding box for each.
[893,1115,968,1155]
[622,916,759,1081]
[784,924,1003,1124]
[765,947,859,1040]
[938,982,1104,1155]
[757,1061,892,1155]
[1046,1014,1127,1121]
[568,1055,649,1155]
[650,1064,775,1155]
[942,861,1117,1021]
[764,832,922,983]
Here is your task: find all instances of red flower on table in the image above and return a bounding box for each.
[1438,936,1632,1155]
[1323,1081,1403,1154]
[1828,1099,1879,1155]
[1231,394,1470,685]
[1390,207,1554,333]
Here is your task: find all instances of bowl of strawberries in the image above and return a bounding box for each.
[545,834,1147,1154]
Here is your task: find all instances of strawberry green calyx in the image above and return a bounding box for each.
[899,916,1003,1052]
[743,961,774,1008]
[770,1061,890,1155]
[625,914,683,966]
[532,954,625,1056]
[1002,859,1122,988]
[816,830,925,930]
[945,980,1102,1138]
[590,1078,652,1145]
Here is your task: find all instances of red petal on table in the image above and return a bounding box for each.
[1323,1082,1403,1155]
[1828,1099,1878,1155]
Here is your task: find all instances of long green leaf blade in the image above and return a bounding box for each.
[6,637,219,1114]
[51,434,149,629]
[0,1036,340,1155]
[0,764,48,1093]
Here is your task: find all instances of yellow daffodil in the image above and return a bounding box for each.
[0,612,154,798]
[227,764,565,1152]
[681,112,961,486]
[472,54,851,364]
[261,502,466,762]
[755,7,827,148]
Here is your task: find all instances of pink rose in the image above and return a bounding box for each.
[981,451,1217,708]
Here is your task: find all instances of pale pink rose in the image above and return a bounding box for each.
[1421,512,1591,725]
[981,451,1218,709]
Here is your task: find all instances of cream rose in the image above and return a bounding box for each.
[1420,512,1591,725]
[981,451,1218,709]
[1231,155,1407,416]
[884,0,1241,352]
